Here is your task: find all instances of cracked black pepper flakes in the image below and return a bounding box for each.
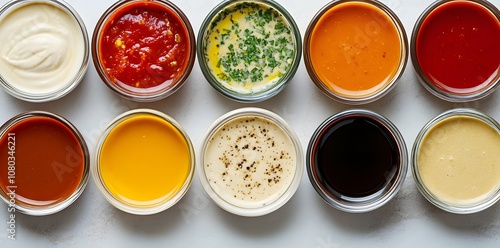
[204,116,296,207]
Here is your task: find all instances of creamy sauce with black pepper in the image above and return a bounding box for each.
[204,116,295,208]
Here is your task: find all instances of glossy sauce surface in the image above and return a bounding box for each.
[416,1,500,94]
[313,116,400,198]
[0,116,85,206]
[99,2,189,90]
[418,116,500,206]
[99,114,190,206]
[309,2,402,98]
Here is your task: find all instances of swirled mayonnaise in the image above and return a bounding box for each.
[0,2,85,95]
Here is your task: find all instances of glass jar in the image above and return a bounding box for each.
[0,111,89,215]
[199,108,303,216]
[307,109,408,212]
[92,0,196,102]
[304,0,408,104]
[412,108,500,214]
[93,109,195,215]
[197,0,302,102]
[410,0,500,102]
[0,0,89,102]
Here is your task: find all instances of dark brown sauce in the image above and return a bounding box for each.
[313,116,400,198]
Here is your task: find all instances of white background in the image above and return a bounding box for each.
[1,0,500,247]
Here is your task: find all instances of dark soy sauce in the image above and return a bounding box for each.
[313,116,400,198]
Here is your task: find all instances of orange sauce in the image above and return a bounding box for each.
[99,114,191,206]
[309,2,402,98]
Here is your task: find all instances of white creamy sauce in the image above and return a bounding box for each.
[0,3,85,94]
[204,116,296,208]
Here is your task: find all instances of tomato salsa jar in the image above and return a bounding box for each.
[411,0,500,102]
[92,0,196,102]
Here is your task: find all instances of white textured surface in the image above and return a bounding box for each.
[1,0,500,247]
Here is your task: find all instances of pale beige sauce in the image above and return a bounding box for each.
[204,116,295,208]
[418,116,500,206]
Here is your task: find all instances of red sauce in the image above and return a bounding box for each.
[416,1,500,94]
[99,2,190,90]
[0,116,85,207]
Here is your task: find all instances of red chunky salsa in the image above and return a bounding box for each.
[99,2,190,89]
